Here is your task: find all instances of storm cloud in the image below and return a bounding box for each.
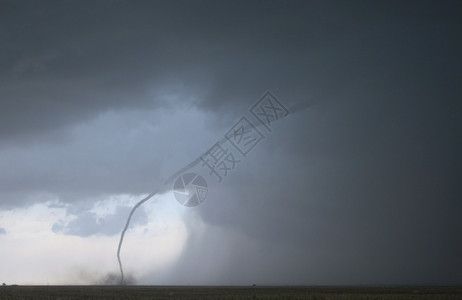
[0,0,461,285]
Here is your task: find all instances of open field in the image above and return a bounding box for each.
[0,285,461,300]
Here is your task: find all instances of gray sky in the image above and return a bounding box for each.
[0,0,461,285]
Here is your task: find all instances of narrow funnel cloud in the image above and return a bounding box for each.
[116,97,312,284]
[116,191,158,284]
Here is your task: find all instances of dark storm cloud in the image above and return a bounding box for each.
[150,1,461,285]
[0,107,219,207]
[0,0,404,142]
[0,0,461,285]
[1,0,178,145]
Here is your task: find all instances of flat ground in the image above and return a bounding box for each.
[0,285,461,299]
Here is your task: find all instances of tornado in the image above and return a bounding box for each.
[116,98,310,284]
[116,190,158,284]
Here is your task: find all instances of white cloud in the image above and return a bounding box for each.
[0,192,187,284]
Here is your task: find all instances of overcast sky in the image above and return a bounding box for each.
[0,0,461,285]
